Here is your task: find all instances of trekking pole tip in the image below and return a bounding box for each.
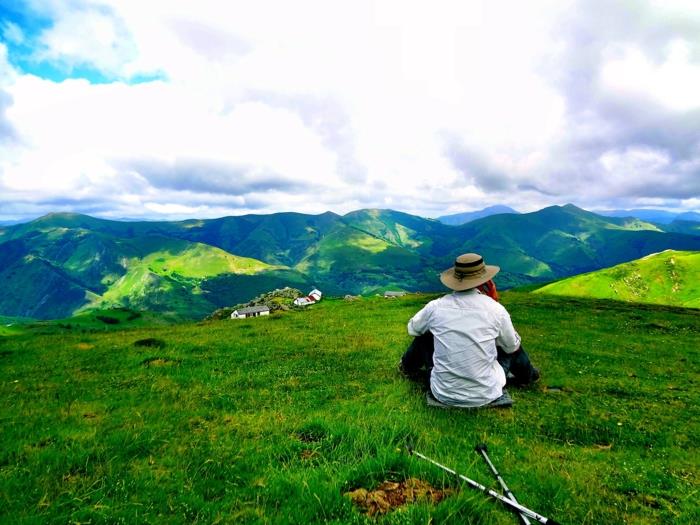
[475,443,488,452]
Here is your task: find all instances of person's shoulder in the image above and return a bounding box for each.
[418,294,450,312]
[426,296,446,309]
[492,299,512,317]
[476,293,509,314]
[412,296,440,313]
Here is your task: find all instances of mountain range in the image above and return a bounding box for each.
[598,208,700,225]
[2,204,700,319]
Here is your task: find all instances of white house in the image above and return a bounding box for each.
[384,291,406,298]
[293,288,322,306]
[231,305,270,319]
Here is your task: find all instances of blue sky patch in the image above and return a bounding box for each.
[0,1,166,84]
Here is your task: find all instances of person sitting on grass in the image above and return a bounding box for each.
[399,253,540,408]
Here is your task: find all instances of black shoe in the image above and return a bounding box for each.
[398,360,419,380]
[398,360,407,376]
[508,368,540,387]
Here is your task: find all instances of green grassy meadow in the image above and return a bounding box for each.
[1,293,698,524]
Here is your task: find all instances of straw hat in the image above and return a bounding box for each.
[439,253,500,291]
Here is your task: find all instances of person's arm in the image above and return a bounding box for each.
[407,301,434,337]
[495,306,521,353]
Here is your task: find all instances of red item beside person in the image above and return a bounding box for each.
[477,279,499,302]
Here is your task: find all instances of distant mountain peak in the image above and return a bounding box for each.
[437,205,518,226]
[38,211,85,220]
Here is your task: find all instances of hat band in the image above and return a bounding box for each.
[454,267,486,280]
[455,257,484,269]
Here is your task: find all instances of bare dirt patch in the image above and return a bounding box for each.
[345,478,455,516]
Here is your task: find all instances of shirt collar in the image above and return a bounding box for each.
[453,288,478,296]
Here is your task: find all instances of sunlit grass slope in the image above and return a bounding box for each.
[95,238,275,303]
[84,239,298,318]
[1,293,698,524]
[535,250,700,308]
[143,241,276,278]
[0,316,29,336]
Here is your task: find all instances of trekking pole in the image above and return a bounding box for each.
[407,446,560,525]
[475,443,531,525]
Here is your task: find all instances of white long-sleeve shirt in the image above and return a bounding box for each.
[407,289,521,407]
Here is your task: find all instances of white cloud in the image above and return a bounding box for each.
[1,0,699,221]
[33,6,137,76]
[599,147,671,175]
[601,40,700,111]
[681,197,700,209]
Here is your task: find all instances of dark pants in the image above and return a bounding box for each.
[400,332,538,388]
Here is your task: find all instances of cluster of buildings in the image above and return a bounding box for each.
[292,289,322,306]
[230,288,323,319]
[230,289,408,319]
[230,305,270,319]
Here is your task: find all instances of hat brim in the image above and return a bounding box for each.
[439,264,500,291]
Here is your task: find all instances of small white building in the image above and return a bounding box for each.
[293,289,322,306]
[231,305,270,319]
[384,291,406,298]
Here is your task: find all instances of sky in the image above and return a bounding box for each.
[0,0,699,222]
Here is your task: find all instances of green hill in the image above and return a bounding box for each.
[0,221,310,319]
[664,220,700,236]
[341,209,450,254]
[295,218,440,295]
[534,250,700,308]
[167,211,344,268]
[0,293,697,523]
